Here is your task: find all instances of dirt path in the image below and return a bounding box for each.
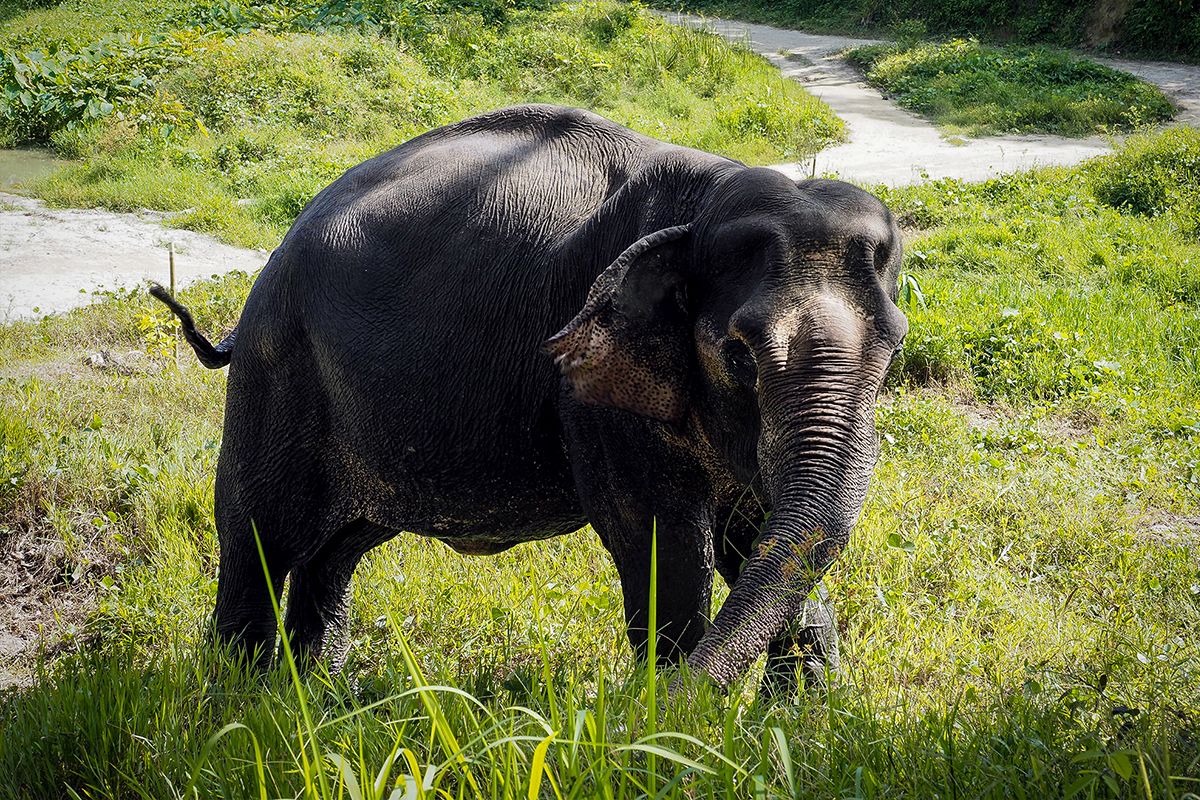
[660,12,1200,184]
[2,17,1199,321]
[0,193,267,321]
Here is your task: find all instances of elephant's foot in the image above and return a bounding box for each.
[760,582,840,698]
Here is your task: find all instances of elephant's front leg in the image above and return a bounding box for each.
[564,408,716,665]
[761,583,840,696]
[713,496,840,696]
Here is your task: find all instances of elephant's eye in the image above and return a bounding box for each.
[723,339,758,387]
[889,337,907,365]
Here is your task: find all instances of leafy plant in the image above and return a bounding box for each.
[133,308,176,359]
[1087,125,1200,235]
[0,33,195,144]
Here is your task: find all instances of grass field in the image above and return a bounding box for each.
[2,112,1199,797]
[0,0,842,249]
[2,0,1200,796]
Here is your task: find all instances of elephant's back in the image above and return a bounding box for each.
[220,106,673,520]
[293,105,656,259]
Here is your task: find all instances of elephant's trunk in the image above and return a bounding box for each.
[686,296,890,688]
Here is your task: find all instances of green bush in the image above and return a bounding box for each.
[845,38,1175,136]
[1087,126,1200,233]
[1120,0,1200,62]
[0,33,194,145]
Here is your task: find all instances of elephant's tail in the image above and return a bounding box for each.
[149,284,236,369]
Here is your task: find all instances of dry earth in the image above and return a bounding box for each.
[0,193,267,321]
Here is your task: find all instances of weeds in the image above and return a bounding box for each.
[877,133,1200,400]
[4,0,843,247]
[1087,126,1200,235]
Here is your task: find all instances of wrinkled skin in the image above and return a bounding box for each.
[156,105,907,695]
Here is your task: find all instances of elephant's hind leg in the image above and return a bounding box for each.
[283,519,398,671]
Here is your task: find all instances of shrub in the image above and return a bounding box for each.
[845,38,1174,137]
[0,33,196,145]
[1087,126,1200,234]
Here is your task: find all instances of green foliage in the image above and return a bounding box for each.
[962,308,1122,401]
[10,0,842,247]
[2,3,1199,796]
[0,32,197,145]
[1120,0,1200,62]
[1087,126,1200,234]
[845,38,1174,136]
[177,0,445,38]
[1,631,1194,798]
[878,132,1200,408]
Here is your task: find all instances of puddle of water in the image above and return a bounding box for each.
[0,147,66,190]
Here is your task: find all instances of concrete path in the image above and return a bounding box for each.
[660,12,1200,185]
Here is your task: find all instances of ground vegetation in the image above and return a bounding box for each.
[844,38,1174,136]
[1,122,1198,796]
[0,0,843,248]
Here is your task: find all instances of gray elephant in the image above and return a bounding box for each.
[153,104,906,696]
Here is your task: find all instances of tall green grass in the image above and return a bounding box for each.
[880,127,1200,396]
[2,128,1199,797]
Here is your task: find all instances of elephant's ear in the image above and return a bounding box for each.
[544,225,693,425]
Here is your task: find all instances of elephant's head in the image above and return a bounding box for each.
[546,169,907,688]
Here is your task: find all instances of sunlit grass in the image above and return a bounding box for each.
[8,0,843,248]
[3,127,1200,796]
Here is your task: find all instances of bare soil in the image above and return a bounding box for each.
[0,192,266,322]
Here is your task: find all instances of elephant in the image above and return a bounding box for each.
[153,103,907,696]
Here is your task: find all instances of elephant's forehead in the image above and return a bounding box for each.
[777,209,892,254]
